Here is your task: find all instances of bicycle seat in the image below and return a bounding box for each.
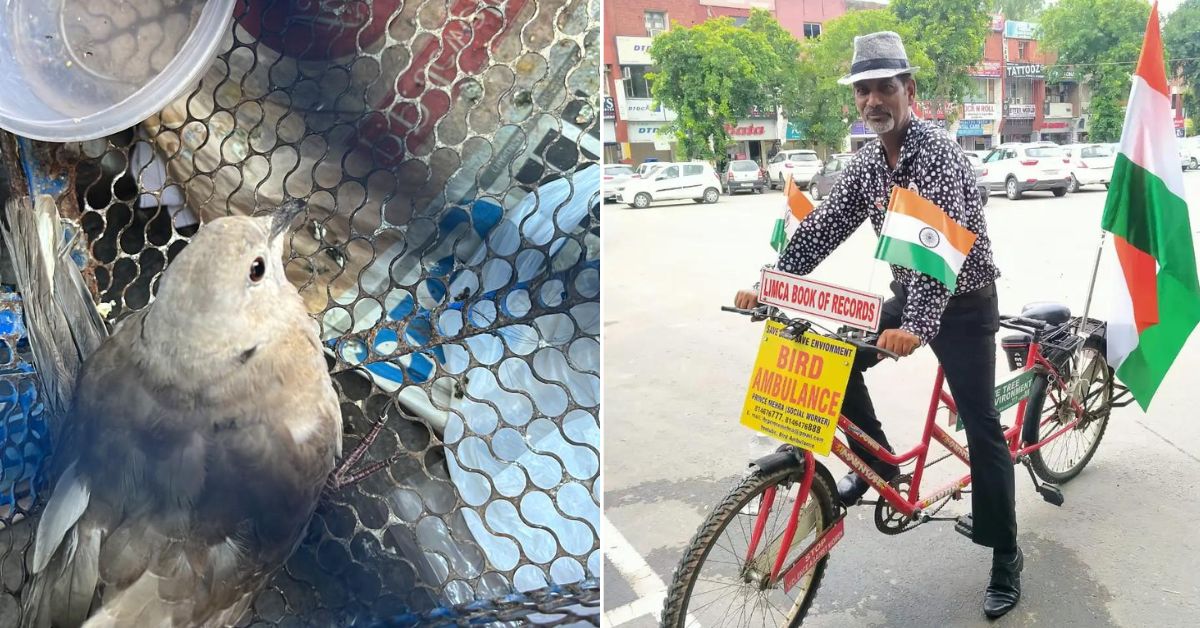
[1019,302,1071,325]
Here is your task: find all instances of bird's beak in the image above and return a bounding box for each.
[270,199,307,242]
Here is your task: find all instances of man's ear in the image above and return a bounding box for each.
[906,78,916,104]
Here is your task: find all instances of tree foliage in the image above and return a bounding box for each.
[1164,0,1200,130]
[890,0,991,123]
[647,9,800,161]
[988,0,1046,21]
[1039,0,1152,142]
[789,9,934,154]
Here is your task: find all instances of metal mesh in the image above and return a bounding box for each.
[0,0,600,624]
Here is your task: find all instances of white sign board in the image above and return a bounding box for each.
[962,103,999,120]
[615,36,654,65]
[758,269,883,332]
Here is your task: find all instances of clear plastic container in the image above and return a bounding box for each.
[0,0,235,142]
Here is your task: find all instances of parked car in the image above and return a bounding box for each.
[979,143,1071,200]
[1060,143,1116,191]
[721,159,768,194]
[964,152,990,207]
[603,164,635,201]
[766,149,823,190]
[1179,138,1200,170]
[635,161,665,178]
[616,161,723,208]
[808,153,854,201]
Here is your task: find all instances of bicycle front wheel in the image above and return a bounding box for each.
[661,464,837,627]
[1029,345,1112,483]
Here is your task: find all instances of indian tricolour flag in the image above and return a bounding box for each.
[874,186,977,291]
[1101,1,1200,409]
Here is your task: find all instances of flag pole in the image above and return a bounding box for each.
[1077,231,1107,337]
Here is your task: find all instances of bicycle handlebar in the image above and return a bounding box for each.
[721,306,901,360]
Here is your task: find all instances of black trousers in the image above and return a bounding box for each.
[844,282,1017,550]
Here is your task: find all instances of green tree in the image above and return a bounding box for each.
[647,9,800,161]
[787,9,934,154]
[1164,0,1200,131]
[1040,0,1152,142]
[891,0,991,126]
[989,0,1046,21]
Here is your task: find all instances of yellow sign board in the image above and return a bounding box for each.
[740,320,857,456]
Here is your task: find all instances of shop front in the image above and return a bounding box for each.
[1001,104,1036,143]
[1039,119,1073,144]
[957,120,995,150]
[602,96,620,163]
[626,122,674,164]
[725,118,779,167]
[849,121,876,152]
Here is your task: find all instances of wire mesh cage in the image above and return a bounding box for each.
[0,0,601,625]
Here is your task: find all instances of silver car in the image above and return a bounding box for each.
[721,160,768,195]
[604,164,635,201]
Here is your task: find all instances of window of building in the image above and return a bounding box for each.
[1018,41,1028,60]
[965,78,995,103]
[645,11,667,36]
[1005,79,1034,104]
[622,65,653,99]
[803,23,822,39]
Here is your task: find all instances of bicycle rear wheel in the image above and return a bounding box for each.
[661,464,837,627]
[1028,345,1112,483]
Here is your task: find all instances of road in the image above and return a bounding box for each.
[602,172,1200,627]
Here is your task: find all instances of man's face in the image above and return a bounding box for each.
[854,76,915,135]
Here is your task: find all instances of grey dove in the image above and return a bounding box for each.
[21,204,343,628]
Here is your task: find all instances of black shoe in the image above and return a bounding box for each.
[984,547,1023,619]
[836,472,870,506]
[836,464,899,506]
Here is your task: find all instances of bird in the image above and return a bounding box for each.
[20,201,343,628]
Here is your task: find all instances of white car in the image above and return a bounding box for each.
[1061,143,1116,191]
[617,161,723,208]
[603,164,635,201]
[1179,138,1200,171]
[980,142,1071,200]
[766,150,823,190]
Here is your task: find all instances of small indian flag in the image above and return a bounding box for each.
[873,186,977,291]
[1101,1,1200,409]
[770,175,815,253]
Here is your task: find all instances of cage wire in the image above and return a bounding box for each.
[0,0,601,625]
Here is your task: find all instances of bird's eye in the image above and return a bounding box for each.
[249,257,266,282]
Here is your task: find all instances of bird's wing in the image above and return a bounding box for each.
[0,195,108,423]
[30,460,90,574]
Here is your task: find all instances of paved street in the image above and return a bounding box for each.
[602,172,1200,627]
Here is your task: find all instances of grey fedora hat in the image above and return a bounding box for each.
[837,31,919,85]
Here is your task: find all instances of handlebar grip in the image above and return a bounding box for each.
[849,339,901,360]
[721,306,748,314]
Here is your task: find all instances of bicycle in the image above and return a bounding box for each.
[660,302,1130,627]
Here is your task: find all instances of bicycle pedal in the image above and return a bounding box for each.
[1038,484,1065,507]
[954,514,974,540]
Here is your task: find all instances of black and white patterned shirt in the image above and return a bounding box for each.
[778,118,1000,343]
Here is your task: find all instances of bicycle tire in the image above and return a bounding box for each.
[661,464,837,627]
[1028,345,1112,483]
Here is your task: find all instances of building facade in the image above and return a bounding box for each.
[602,3,1097,167]
[602,0,862,165]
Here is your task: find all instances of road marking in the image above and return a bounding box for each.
[602,515,701,627]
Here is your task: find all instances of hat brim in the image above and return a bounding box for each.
[837,66,918,86]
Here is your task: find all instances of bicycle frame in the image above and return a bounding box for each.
[748,332,1091,588]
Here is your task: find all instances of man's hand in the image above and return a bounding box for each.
[877,329,920,359]
[734,289,760,310]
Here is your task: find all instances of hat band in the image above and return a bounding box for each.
[849,58,910,75]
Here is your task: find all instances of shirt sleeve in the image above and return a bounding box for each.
[777,161,869,276]
[897,145,973,343]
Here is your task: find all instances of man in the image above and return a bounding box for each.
[734,32,1022,618]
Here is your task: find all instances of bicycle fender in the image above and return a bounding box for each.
[749,447,839,498]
